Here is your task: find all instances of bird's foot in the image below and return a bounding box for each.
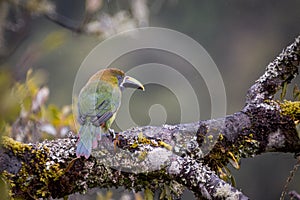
[108,128,120,151]
[113,134,120,152]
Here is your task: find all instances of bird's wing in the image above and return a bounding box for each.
[78,80,121,127]
[92,84,121,127]
[90,100,114,126]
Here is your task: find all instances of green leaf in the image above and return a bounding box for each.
[280,82,287,100]
[293,85,300,100]
[145,187,154,200]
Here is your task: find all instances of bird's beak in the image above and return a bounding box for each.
[122,76,145,91]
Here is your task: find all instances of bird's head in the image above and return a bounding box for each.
[92,68,144,91]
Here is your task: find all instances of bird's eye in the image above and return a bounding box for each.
[117,75,123,82]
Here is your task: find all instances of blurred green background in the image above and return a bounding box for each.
[1,0,300,199]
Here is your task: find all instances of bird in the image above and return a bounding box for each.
[76,68,144,159]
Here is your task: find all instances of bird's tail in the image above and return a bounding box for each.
[76,122,98,159]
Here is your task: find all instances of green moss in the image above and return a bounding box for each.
[1,137,64,199]
[280,100,300,122]
[1,171,14,198]
[2,136,32,155]
[130,132,172,151]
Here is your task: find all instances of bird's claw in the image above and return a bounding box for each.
[108,128,116,139]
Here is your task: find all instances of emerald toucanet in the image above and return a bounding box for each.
[76,68,144,158]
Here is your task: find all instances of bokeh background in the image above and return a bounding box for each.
[1,0,300,199]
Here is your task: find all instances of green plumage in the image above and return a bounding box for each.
[76,79,121,158]
[78,80,121,129]
[76,68,144,159]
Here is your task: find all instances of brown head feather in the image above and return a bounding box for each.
[88,68,125,86]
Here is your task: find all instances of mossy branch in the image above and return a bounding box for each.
[1,35,300,199]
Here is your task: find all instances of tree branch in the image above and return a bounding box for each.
[246,35,300,104]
